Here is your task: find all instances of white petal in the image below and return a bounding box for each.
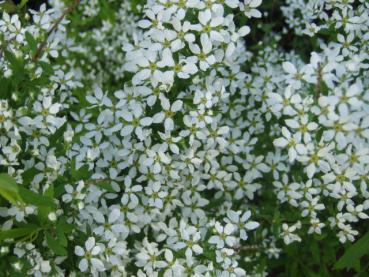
[75,246,84,256]
[109,209,120,223]
[85,237,95,251]
[91,258,105,271]
[273,138,288,148]
[79,259,88,272]
[245,221,259,230]
[171,100,183,112]
[140,117,153,126]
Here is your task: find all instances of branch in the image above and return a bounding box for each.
[32,0,80,62]
[315,62,322,100]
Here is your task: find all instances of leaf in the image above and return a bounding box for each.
[0,0,17,13]
[38,61,54,75]
[0,173,22,204]
[334,230,369,270]
[22,167,38,185]
[4,50,23,73]
[49,122,67,149]
[18,186,56,209]
[25,32,37,54]
[95,180,115,193]
[202,249,216,262]
[38,184,56,221]
[57,217,74,234]
[71,158,91,181]
[310,240,320,264]
[56,228,67,247]
[0,224,39,241]
[16,0,28,9]
[46,233,67,256]
[272,209,280,237]
[4,50,25,85]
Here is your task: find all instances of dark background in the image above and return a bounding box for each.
[14,0,48,9]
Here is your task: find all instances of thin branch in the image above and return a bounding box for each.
[85,178,111,186]
[315,62,322,100]
[32,0,80,62]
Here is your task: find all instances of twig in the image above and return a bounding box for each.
[315,62,322,100]
[85,178,111,186]
[32,0,80,62]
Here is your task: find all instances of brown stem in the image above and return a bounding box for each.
[32,0,80,62]
[85,178,111,186]
[315,62,322,100]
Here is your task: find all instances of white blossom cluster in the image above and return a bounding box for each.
[66,0,264,275]
[269,0,369,244]
[0,0,368,276]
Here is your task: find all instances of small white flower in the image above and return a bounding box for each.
[75,237,105,272]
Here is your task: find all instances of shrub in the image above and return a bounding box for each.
[0,0,368,276]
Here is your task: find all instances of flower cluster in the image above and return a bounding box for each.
[0,0,369,276]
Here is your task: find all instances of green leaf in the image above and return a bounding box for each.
[22,167,38,185]
[25,32,37,54]
[18,186,56,209]
[0,173,22,204]
[0,224,39,241]
[57,217,74,234]
[202,249,216,262]
[4,50,23,73]
[95,180,115,193]
[37,184,56,221]
[0,0,17,13]
[46,233,67,256]
[16,0,28,9]
[310,240,320,264]
[272,209,280,237]
[38,61,54,75]
[71,158,91,181]
[334,230,369,270]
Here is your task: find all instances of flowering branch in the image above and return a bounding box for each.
[32,0,80,62]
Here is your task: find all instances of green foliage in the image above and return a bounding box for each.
[0,173,22,204]
[335,230,369,272]
[0,173,56,209]
[0,224,40,242]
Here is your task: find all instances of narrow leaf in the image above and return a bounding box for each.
[46,233,67,256]
[0,224,39,241]
[18,187,56,209]
[0,173,22,204]
[335,230,369,270]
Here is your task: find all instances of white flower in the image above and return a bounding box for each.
[93,209,126,240]
[240,0,262,18]
[145,182,168,209]
[225,210,259,240]
[119,104,152,140]
[300,195,325,217]
[194,9,224,42]
[189,34,215,71]
[274,127,307,162]
[153,95,182,131]
[281,222,302,245]
[135,238,167,271]
[209,222,236,249]
[173,222,203,257]
[75,237,105,272]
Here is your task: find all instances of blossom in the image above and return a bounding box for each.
[75,237,105,272]
[189,34,215,71]
[209,222,236,249]
[273,127,307,162]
